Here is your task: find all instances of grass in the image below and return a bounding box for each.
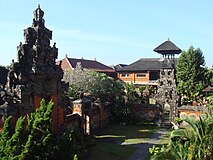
[87,124,157,160]
[87,142,135,160]
[144,130,171,160]
[158,133,170,145]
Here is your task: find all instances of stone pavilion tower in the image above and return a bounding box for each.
[0,5,67,131]
[154,39,181,123]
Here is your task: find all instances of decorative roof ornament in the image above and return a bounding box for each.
[33,4,45,27]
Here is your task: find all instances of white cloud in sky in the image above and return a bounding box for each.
[52,27,153,49]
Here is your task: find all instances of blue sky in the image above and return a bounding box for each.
[0,0,212,67]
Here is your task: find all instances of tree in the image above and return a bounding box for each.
[0,99,55,159]
[4,116,26,159]
[125,83,139,102]
[64,64,140,123]
[176,46,208,101]
[0,116,13,158]
[20,99,55,160]
[63,63,96,99]
[207,67,213,86]
[63,63,124,103]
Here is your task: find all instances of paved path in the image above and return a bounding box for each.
[122,129,168,160]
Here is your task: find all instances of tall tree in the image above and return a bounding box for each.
[207,67,213,86]
[0,116,13,158]
[20,99,55,160]
[4,116,26,159]
[0,99,55,159]
[176,46,208,100]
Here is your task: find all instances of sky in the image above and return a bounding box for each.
[0,0,212,67]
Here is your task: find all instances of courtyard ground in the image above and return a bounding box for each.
[87,124,168,160]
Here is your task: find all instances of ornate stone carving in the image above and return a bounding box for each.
[154,40,181,123]
[0,5,67,121]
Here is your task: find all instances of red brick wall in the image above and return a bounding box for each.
[60,58,73,70]
[179,110,203,119]
[34,95,64,132]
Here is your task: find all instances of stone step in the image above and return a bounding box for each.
[161,121,171,129]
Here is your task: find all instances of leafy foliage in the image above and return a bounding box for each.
[0,99,56,159]
[63,63,124,103]
[64,64,152,124]
[125,83,139,102]
[0,116,13,158]
[207,67,213,86]
[0,99,90,159]
[56,127,88,160]
[150,98,213,160]
[176,46,209,101]
[63,65,140,123]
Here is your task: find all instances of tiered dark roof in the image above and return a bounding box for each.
[117,58,177,72]
[117,58,161,72]
[67,58,114,72]
[154,40,181,54]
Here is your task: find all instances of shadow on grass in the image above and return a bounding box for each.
[95,124,158,143]
[86,123,163,160]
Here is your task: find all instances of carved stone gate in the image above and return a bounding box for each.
[154,39,181,123]
[0,5,68,131]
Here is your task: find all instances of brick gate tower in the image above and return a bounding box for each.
[154,39,181,123]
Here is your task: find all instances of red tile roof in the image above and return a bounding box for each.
[67,58,114,72]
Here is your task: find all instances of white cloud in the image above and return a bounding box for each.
[51,27,153,49]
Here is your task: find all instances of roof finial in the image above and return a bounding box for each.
[33,4,44,23]
[168,38,170,41]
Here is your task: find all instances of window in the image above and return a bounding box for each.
[121,73,129,77]
[136,73,146,77]
[149,71,159,80]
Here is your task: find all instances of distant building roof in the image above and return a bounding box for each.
[117,58,178,72]
[67,58,114,72]
[0,67,8,85]
[154,39,182,54]
[114,64,128,71]
[117,58,168,72]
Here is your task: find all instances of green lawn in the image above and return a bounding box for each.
[144,131,170,160]
[87,124,157,160]
[158,132,170,145]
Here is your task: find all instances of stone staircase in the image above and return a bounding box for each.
[161,111,171,129]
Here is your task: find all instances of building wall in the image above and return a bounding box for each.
[59,58,116,78]
[60,58,73,70]
[34,95,65,132]
[68,99,111,134]
[179,110,205,119]
[117,71,158,85]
